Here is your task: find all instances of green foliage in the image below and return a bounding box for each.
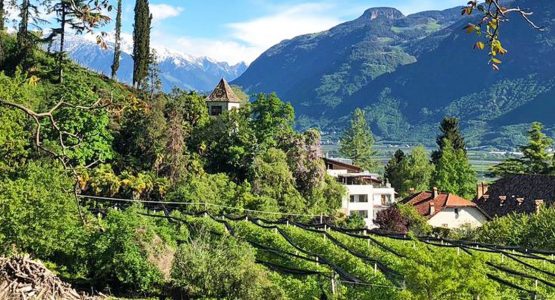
[433,140,477,199]
[0,162,84,258]
[395,146,434,197]
[476,207,555,250]
[490,122,554,177]
[339,108,377,171]
[431,117,466,164]
[251,148,305,213]
[89,206,178,293]
[251,93,295,147]
[132,0,151,87]
[171,231,283,299]
[384,149,405,191]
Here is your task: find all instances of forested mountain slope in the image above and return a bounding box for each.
[234,0,555,147]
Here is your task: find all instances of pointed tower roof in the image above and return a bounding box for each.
[206,78,241,103]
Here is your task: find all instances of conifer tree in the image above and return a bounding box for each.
[17,0,31,49]
[433,140,476,199]
[490,122,554,176]
[132,0,151,88]
[110,0,122,79]
[384,149,405,192]
[0,0,5,31]
[431,117,466,164]
[339,108,376,171]
[49,0,110,82]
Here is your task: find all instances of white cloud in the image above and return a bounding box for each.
[227,3,341,50]
[150,4,184,22]
[151,32,260,65]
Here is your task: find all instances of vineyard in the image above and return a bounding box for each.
[126,205,555,300]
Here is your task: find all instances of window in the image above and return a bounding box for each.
[351,210,368,219]
[210,105,223,116]
[454,208,460,218]
[380,194,391,205]
[349,194,368,203]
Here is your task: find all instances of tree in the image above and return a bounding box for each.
[0,0,4,31]
[462,0,544,70]
[132,0,151,88]
[431,117,466,164]
[520,122,553,174]
[250,93,294,148]
[49,0,111,82]
[251,147,305,213]
[490,122,554,177]
[433,140,476,199]
[339,108,376,171]
[110,0,122,79]
[384,149,405,192]
[399,145,434,197]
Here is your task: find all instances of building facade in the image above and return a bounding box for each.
[324,158,396,228]
[402,188,489,229]
[205,78,242,116]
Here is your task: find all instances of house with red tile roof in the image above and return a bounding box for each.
[401,188,490,229]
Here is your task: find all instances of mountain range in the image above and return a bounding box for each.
[233,0,555,148]
[61,35,247,92]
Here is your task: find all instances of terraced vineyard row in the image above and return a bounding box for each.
[148,211,555,299]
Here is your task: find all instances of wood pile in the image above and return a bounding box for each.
[0,256,99,300]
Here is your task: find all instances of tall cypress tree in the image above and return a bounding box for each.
[110,0,122,79]
[431,117,466,164]
[132,0,151,88]
[0,0,5,31]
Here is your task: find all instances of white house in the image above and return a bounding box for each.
[324,158,396,228]
[205,78,242,116]
[402,188,490,229]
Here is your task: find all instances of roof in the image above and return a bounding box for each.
[323,157,363,173]
[206,78,241,103]
[402,191,489,219]
[475,174,555,217]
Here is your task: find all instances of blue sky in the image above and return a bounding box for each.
[115,0,463,64]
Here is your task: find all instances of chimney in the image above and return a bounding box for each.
[476,182,489,199]
[499,196,507,207]
[535,200,544,214]
[483,195,489,202]
[516,198,524,206]
[409,188,415,194]
[429,202,435,215]
[432,187,439,199]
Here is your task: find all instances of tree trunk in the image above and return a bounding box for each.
[18,0,30,48]
[58,5,66,83]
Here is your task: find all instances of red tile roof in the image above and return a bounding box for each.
[402,191,484,218]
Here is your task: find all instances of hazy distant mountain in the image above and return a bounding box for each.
[59,35,247,92]
[233,1,555,147]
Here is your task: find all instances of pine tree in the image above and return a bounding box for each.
[339,108,376,171]
[49,0,110,82]
[384,149,405,192]
[132,0,151,88]
[520,122,553,174]
[110,0,122,79]
[490,122,554,177]
[431,117,466,164]
[433,140,476,199]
